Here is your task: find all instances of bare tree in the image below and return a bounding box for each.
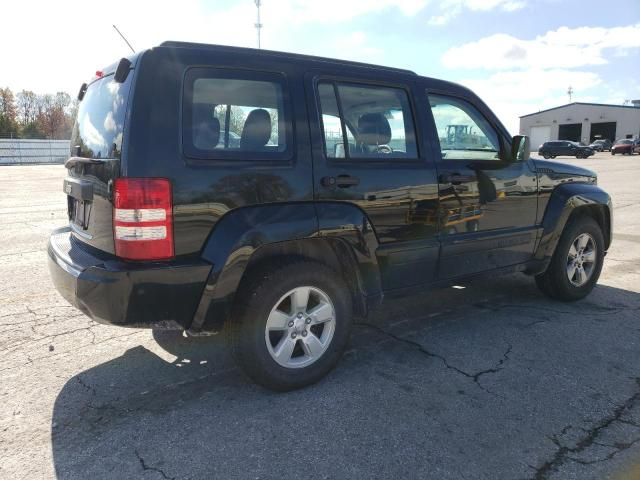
[16,90,38,125]
[37,92,72,139]
[0,87,18,135]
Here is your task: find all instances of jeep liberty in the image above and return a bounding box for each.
[48,42,612,390]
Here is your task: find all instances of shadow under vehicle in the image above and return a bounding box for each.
[50,279,640,479]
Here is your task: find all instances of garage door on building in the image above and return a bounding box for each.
[559,123,582,142]
[529,126,551,149]
[590,122,616,143]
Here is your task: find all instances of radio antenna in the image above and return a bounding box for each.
[113,24,135,54]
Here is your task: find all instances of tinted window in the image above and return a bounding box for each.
[71,74,132,159]
[318,81,417,160]
[183,70,290,160]
[318,83,355,158]
[428,94,500,161]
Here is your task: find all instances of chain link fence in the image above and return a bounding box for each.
[0,135,70,165]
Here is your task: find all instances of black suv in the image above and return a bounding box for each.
[589,139,612,152]
[538,141,594,159]
[49,42,612,390]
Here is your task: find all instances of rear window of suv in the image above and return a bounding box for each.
[183,68,291,161]
[71,73,132,159]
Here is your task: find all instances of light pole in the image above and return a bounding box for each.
[567,86,573,103]
[255,0,263,49]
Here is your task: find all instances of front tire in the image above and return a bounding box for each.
[230,259,352,391]
[535,215,604,301]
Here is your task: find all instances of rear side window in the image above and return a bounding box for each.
[71,73,132,159]
[317,81,417,160]
[183,69,291,160]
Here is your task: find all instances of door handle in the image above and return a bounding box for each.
[322,175,360,188]
[439,173,475,185]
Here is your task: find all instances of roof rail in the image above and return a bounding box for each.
[158,41,416,76]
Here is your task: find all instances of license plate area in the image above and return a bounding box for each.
[68,197,92,229]
[64,178,94,230]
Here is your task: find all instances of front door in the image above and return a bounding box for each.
[306,74,440,290]
[424,92,538,279]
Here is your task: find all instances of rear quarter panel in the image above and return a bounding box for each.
[125,47,314,257]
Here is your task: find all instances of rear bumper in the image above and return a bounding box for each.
[48,227,212,329]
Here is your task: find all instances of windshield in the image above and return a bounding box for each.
[616,140,632,145]
[70,73,132,159]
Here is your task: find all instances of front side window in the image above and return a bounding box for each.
[183,70,289,160]
[317,81,417,160]
[428,94,501,161]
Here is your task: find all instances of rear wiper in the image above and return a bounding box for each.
[64,157,107,169]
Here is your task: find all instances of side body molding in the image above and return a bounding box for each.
[190,202,382,333]
[534,182,612,267]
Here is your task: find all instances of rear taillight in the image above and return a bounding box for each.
[113,178,174,261]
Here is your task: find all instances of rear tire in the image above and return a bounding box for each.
[535,215,604,301]
[230,259,352,391]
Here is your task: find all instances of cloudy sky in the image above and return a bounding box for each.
[2,0,639,132]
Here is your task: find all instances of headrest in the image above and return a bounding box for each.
[241,109,272,150]
[192,104,220,150]
[357,113,392,146]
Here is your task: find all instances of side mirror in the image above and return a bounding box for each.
[511,135,530,162]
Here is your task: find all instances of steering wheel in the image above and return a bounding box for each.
[376,144,393,154]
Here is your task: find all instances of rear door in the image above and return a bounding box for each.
[65,66,134,254]
[563,141,577,156]
[421,88,538,279]
[305,71,440,290]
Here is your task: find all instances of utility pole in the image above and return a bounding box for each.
[567,86,573,103]
[255,0,263,49]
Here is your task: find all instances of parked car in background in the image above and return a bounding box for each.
[589,139,612,152]
[611,139,640,155]
[538,140,595,159]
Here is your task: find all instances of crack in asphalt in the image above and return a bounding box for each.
[0,330,143,373]
[531,378,640,480]
[474,302,637,317]
[134,450,176,480]
[0,249,43,258]
[356,322,512,394]
[0,324,96,354]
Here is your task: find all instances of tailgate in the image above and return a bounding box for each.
[65,158,119,254]
[65,67,134,254]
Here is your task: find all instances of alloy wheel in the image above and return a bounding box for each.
[264,286,336,368]
[566,233,597,287]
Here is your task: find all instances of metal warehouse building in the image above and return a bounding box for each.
[519,101,640,148]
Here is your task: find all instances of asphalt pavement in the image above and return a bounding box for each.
[1,152,639,479]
